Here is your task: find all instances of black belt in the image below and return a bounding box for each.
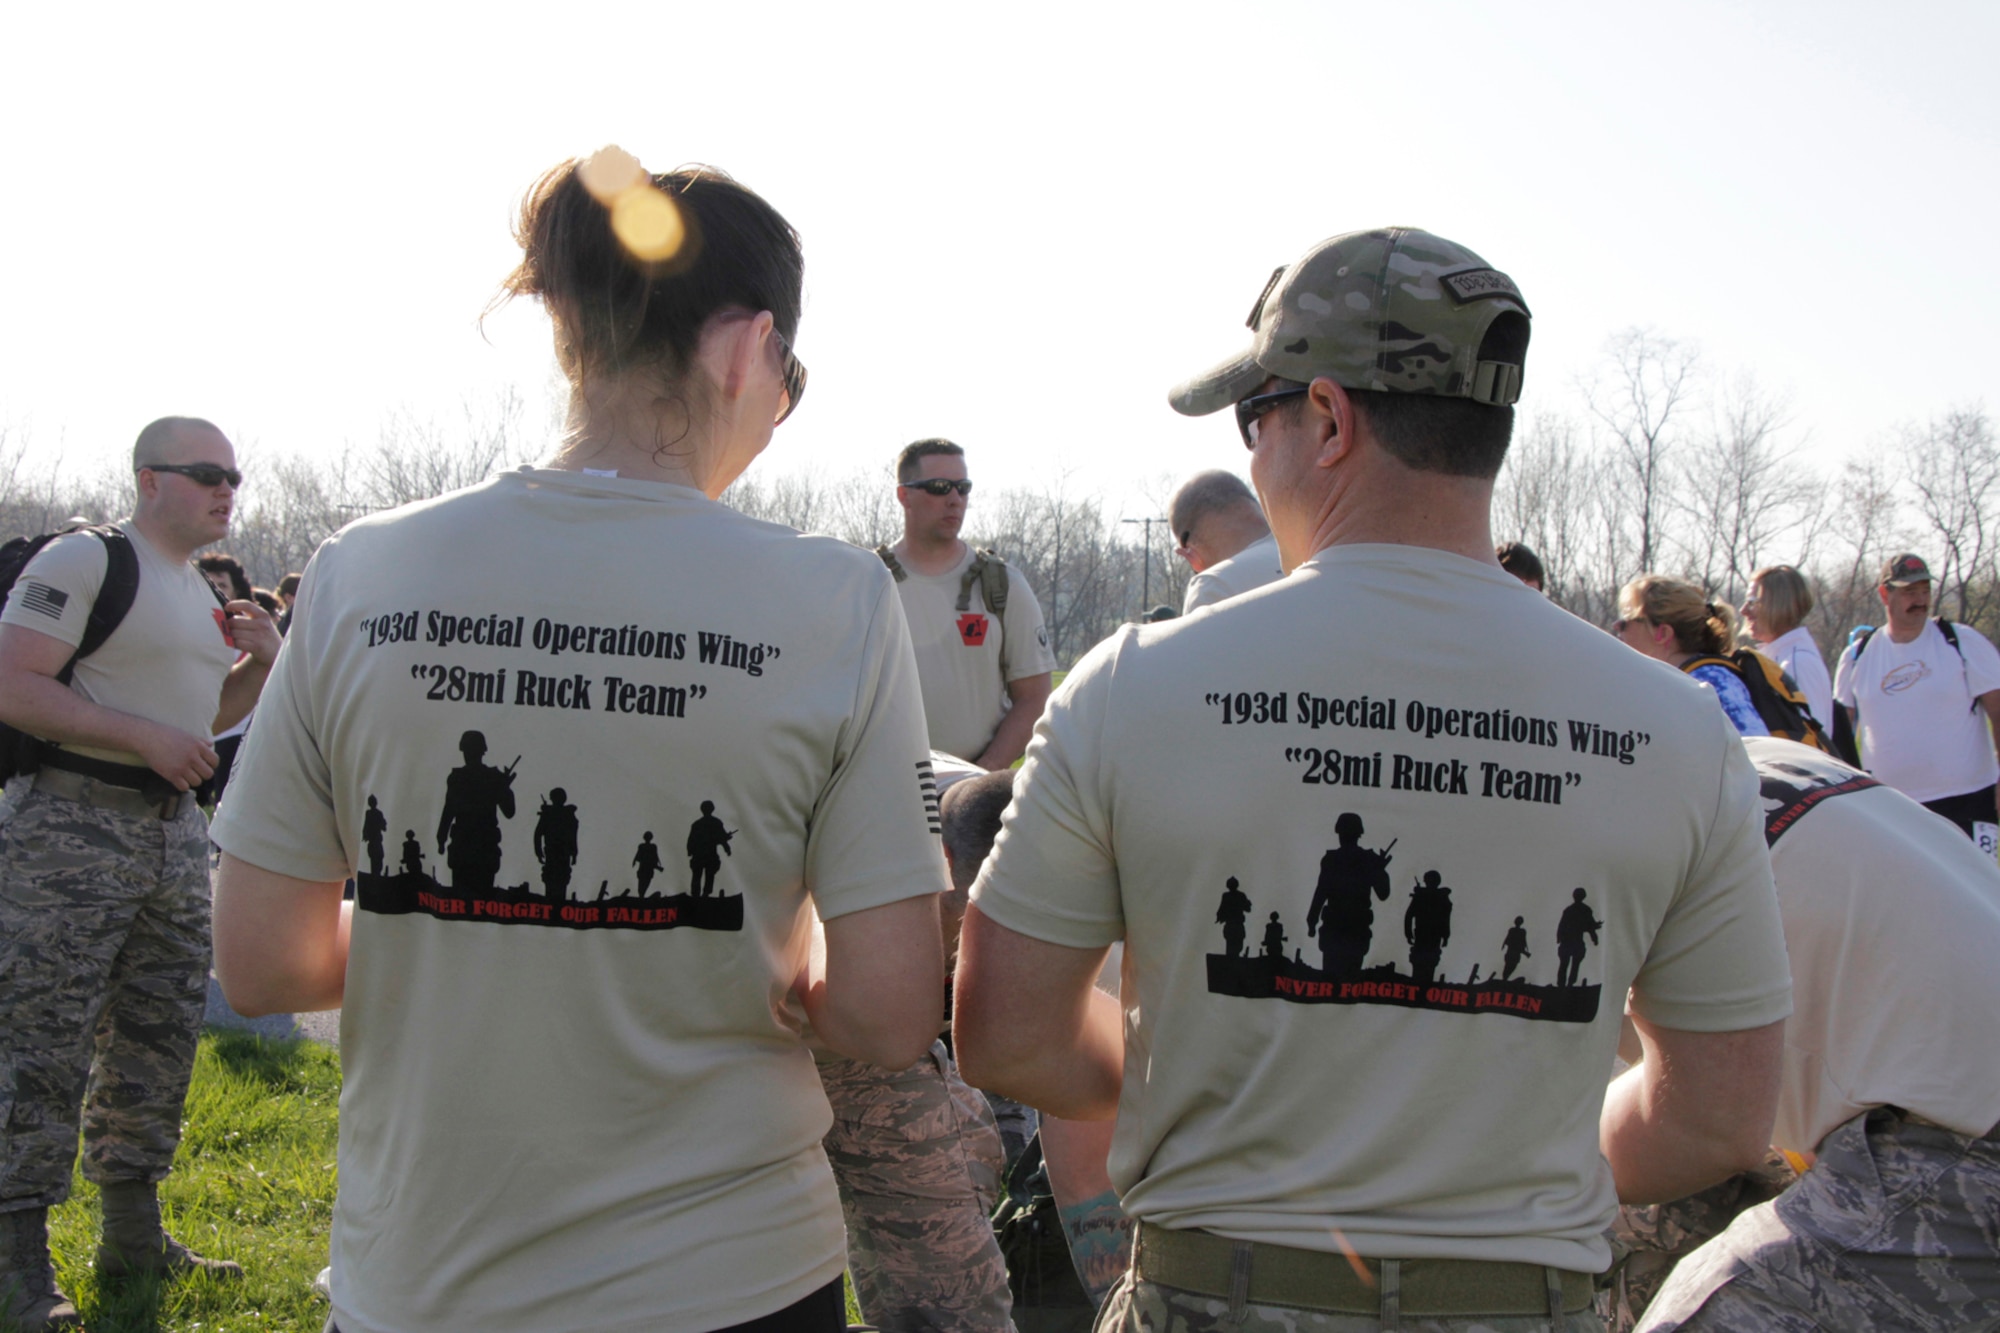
[35,748,190,819]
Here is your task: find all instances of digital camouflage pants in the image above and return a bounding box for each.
[1596,1151,1799,1329]
[820,1038,1014,1333]
[0,787,212,1210]
[1093,1274,1607,1333]
[1634,1107,2000,1331]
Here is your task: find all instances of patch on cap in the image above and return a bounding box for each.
[1880,553,1932,586]
[1439,267,1528,311]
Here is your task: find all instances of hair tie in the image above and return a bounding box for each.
[579,144,686,263]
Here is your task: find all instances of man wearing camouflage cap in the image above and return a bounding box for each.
[956,228,1792,1333]
[1832,552,2000,843]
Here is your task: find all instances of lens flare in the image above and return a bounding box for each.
[578,144,645,203]
[610,188,686,263]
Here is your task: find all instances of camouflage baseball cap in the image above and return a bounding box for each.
[1879,553,1932,587]
[1168,228,1531,416]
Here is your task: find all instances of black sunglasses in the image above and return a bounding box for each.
[1234,387,1310,449]
[773,327,807,425]
[145,462,243,488]
[901,478,973,497]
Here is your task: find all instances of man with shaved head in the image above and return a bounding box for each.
[0,416,277,1328]
[1169,470,1282,613]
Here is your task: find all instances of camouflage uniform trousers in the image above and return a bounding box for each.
[1093,1273,1607,1333]
[1634,1106,2000,1331]
[1595,1151,1798,1330]
[820,1038,1015,1333]
[0,786,212,1211]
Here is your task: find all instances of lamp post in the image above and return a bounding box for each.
[1123,516,1169,613]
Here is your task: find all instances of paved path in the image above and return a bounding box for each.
[204,974,341,1048]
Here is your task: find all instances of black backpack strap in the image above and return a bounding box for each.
[875,545,907,583]
[1937,617,1963,658]
[58,526,140,685]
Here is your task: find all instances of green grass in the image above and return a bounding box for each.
[33,1029,866,1331]
[42,1030,339,1333]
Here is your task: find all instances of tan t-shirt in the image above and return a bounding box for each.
[894,545,1056,761]
[0,521,236,763]
[972,545,1792,1272]
[212,468,947,1333]
[1746,737,2000,1150]
[1182,533,1284,614]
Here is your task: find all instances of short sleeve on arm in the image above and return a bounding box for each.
[209,556,350,884]
[1630,733,1793,1032]
[805,574,951,921]
[1957,624,2000,697]
[968,637,1125,949]
[1833,644,1858,708]
[1001,570,1057,682]
[1182,572,1221,615]
[0,532,109,649]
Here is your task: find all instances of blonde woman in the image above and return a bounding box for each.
[1615,574,1770,737]
[1740,565,1832,729]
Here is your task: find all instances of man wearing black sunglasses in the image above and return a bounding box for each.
[0,416,277,1322]
[958,230,1793,1333]
[881,439,1054,773]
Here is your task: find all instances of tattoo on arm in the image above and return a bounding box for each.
[1058,1189,1135,1304]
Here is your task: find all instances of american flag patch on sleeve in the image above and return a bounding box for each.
[916,760,942,835]
[17,582,68,620]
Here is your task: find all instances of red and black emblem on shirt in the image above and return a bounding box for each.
[957,613,989,647]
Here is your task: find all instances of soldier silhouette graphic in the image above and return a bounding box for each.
[1404,870,1453,985]
[633,832,663,896]
[400,830,425,878]
[534,787,580,903]
[1261,911,1287,962]
[1214,877,1253,958]
[1303,812,1394,976]
[1501,915,1532,980]
[1556,888,1602,987]
[362,795,388,877]
[686,801,734,897]
[435,730,517,895]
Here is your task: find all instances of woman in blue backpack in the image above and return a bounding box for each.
[1615,574,1771,737]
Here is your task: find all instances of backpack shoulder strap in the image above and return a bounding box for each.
[874,544,907,583]
[977,548,1009,617]
[49,526,141,685]
[1679,654,1740,678]
[1937,617,1963,657]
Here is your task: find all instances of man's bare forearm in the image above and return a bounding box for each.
[1600,1016,1784,1204]
[0,665,166,759]
[213,854,352,1015]
[213,656,272,733]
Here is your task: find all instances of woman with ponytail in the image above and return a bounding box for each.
[1615,573,1772,737]
[211,148,944,1332]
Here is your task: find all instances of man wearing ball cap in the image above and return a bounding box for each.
[957,228,1792,1333]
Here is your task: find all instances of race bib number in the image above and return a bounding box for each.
[1976,821,1998,859]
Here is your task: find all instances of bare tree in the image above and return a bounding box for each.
[1907,405,2000,629]
[1493,412,1607,613]
[1675,376,1819,601]
[1585,329,1699,578]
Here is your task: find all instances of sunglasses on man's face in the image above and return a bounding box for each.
[772,327,807,425]
[145,462,243,489]
[901,478,973,498]
[1234,387,1311,449]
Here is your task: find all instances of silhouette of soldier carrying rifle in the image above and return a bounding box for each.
[362,795,388,877]
[1214,877,1253,957]
[1304,813,1394,977]
[534,787,580,903]
[1501,915,1532,980]
[1556,887,1602,987]
[1403,870,1453,985]
[686,800,734,897]
[436,730,518,895]
[632,832,662,896]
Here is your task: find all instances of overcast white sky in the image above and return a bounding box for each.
[4,0,1995,526]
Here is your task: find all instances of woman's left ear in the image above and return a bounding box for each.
[708,311,774,406]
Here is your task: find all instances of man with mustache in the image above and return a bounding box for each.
[1833,553,2000,841]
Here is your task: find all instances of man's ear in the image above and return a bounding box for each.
[1308,377,1356,470]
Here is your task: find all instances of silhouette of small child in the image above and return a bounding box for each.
[1261,911,1286,961]
[400,830,425,877]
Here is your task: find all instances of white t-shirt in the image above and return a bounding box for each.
[893,545,1056,761]
[212,468,947,1333]
[971,545,1792,1273]
[1833,619,2000,801]
[0,521,237,764]
[1183,533,1284,614]
[1758,624,1833,732]
[1746,738,2000,1150]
